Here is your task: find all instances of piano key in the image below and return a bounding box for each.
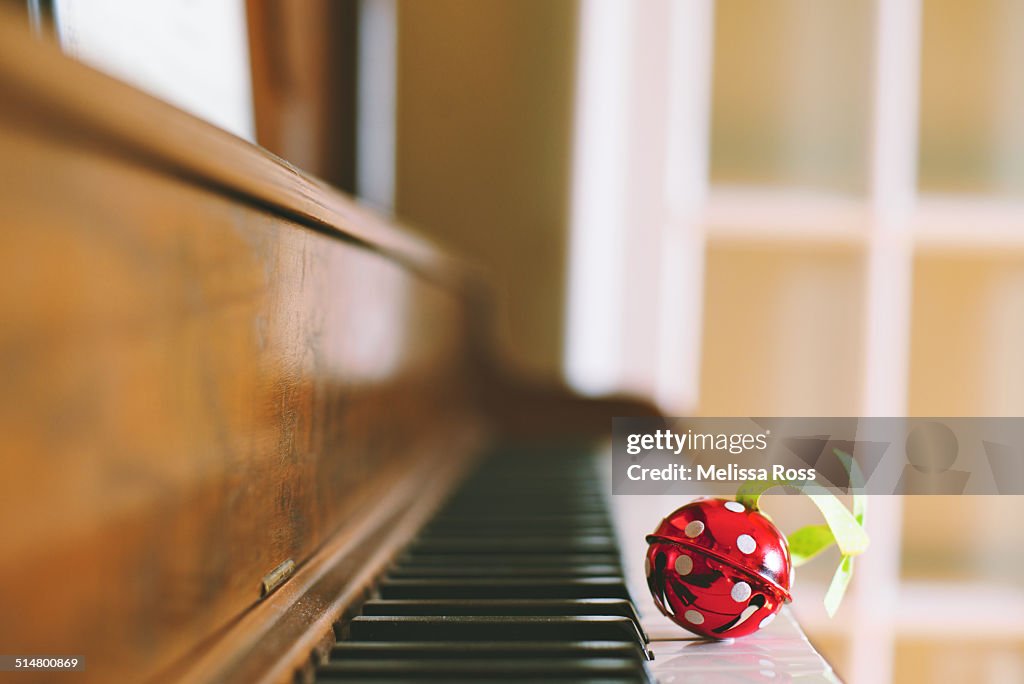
[408,536,617,553]
[435,507,609,518]
[387,565,622,579]
[439,497,607,508]
[420,528,615,540]
[360,599,648,641]
[347,616,647,647]
[315,657,648,681]
[377,577,632,600]
[329,640,646,661]
[425,521,613,532]
[427,513,611,525]
[421,528,614,540]
[400,553,623,567]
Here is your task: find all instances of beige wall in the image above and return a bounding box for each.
[394,0,578,378]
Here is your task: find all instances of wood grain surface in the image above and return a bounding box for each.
[0,12,480,683]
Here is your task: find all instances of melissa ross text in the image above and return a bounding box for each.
[626,463,817,482]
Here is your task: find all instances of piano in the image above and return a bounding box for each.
[0,9,838,682]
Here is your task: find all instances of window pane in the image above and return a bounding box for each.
[919,0,1024,195]
[710,0,872,194]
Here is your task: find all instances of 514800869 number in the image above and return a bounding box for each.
[0,656,85,671]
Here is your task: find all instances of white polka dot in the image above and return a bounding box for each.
[684,520,705,538]
[674,554,693,576]
[725,604,758,630]
[724,501,745,513]
[759,613,776,629]
[644,557,651,577]
[730,581,752,602]
[737,534,757,554]
[683,609,705,625]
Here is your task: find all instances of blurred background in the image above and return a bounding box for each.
[28,0,1024,681]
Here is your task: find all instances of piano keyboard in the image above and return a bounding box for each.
[317,447,653,682]
[314,445,840,682]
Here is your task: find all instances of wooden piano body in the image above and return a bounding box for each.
[0,11,651,683]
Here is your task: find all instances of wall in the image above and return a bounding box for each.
[394,0,578,378]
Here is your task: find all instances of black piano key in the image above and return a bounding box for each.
[438,499,607,510]
[433,498,608,507]
[377,577,631,600]
[315,657,646,680]
[329,640,646,661]
[400,553,623,567]
[387,564,622,578]
[423,526,613,536]
[422,524,614,536]
[360,599,648,642]
[428,516,610,528]
[408,536,617,554]
[347,616,646,647]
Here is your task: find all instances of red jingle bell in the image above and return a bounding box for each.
[645,498,792,639]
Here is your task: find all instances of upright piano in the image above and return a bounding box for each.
[0,10,838,683]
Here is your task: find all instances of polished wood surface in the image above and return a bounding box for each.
[0,13,480,683]
[0,9,451,278]
[0,10,656,683]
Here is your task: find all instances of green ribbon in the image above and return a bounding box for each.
[736,448,868,617]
